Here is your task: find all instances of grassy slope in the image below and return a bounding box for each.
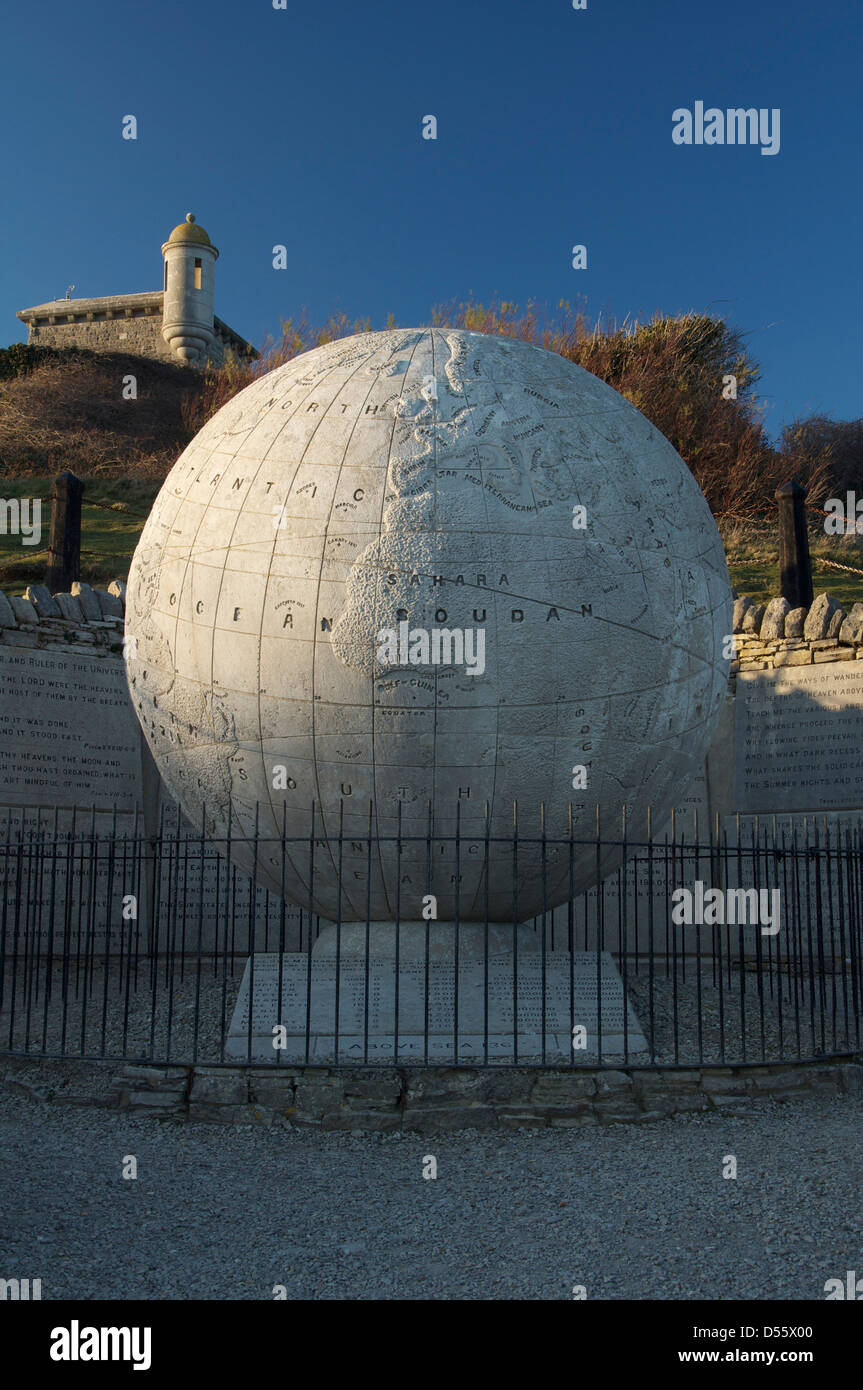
[0,478,159,593]
[721,520,863,609]
[0,350,192,593]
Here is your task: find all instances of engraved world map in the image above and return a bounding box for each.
[125,328,732,920]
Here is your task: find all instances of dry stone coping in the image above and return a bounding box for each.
[732,596,752,631]
[839,602,863,645]
[55,592,84,622]
[94,587,123,619]
[804,592,842,641]
[8,595,38,624]
[23,583,61,618]
[729,591,863,683]
[71,581,103,621]
[827,607,845,639]
[0,579,126,643]
[741,602,765,634]
[759,595,789,641]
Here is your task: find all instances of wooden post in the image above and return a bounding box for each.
[775,480,813,610]
[45,471,84,593]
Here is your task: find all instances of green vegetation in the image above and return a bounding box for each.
[721,519,863,611]
[0,478,158,593]
[0,342,95,381]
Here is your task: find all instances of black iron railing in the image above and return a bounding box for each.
[0,803,861,1068]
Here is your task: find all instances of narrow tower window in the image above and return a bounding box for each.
[164,261,168,290]
[194,258,202,290]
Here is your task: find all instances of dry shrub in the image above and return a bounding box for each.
[0,351,202,480]
[776,415,863,517]
[432,300,832,520]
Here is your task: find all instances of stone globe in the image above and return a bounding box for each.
[125,327,732,921]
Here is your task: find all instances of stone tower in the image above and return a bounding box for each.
[160,214,219,365]
[16,212,255,369]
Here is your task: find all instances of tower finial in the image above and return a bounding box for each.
[162,214,217,365]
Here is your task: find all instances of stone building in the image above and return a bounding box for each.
[17,214,257,369]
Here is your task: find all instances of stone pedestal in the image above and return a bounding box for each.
[226,922,647,1062]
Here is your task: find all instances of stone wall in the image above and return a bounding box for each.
[730,589,863,679]
[2,1054,861,1131]
[23,292,247,368]
[28,308,178,365]
[0,579,126,655]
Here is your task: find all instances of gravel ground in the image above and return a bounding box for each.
[2,1090,862,1300]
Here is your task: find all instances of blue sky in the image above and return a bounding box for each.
[2,0,859,439]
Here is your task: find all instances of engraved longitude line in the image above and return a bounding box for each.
[549,410,610,849]
[310,332,424,915]
[169,380,307,661]
[597,450,690,768]
[508,391,594,767]
[457,345,506,918]
[258,339,390,906]
[200,370,317,846]
[593,416,660,657]
[134,432,248,825]
[362,331,427,918]
[139,348,376,816]
[137,455,229,819]
[141,438,224,690]
[256,343,383,889]
[425,330,483,917]
[183,363,349,850]
[234,348,372,895]
[165,370,293,683]
[430,328,482,829]
[464,353,511,917]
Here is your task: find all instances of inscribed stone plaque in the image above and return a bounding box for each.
[226,950,647,1061]
[0,646,143,812]
[152,805,307,954]
[719,810,861,957]
[734,664,863,814]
